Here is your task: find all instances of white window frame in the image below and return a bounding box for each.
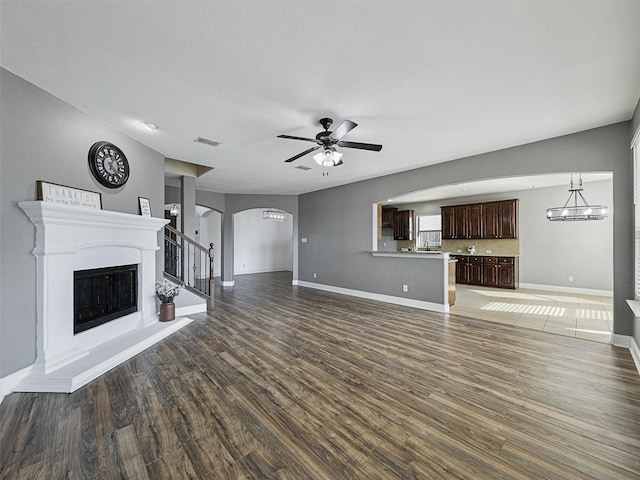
[416,214,442,249]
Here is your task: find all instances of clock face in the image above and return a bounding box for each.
[88,141,130,188]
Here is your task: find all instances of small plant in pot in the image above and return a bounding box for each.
[155,280,184,322]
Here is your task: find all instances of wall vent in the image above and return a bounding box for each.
[194,136,223,147]
[295,165,312,171]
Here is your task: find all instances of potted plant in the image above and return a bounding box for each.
[155,280,184,322]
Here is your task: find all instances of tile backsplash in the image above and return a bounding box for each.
[441,238,520,255]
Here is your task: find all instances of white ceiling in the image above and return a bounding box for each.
[2,1,639,195]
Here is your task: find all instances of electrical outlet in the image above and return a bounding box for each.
[301,237,308,243]
[313,272,317,279]
[383,242,387,247]
[402,284,408,292]
[486,250,492,254]
[456,249,462,253]
[568,276,574,282]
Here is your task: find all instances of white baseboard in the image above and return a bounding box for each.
[519,282,613,297]
[296,281,449,313]
[234,268,293,276]
[613,334,640,377]
[0,364,34,405]
[613,334,631,348]
[292,279,299,285]
[221,280,235,287]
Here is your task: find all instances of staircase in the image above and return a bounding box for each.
[164,225,215,310]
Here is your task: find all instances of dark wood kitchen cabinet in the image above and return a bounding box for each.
[482,200,518,239]
[382,207,397,228]
[442,204,482,239]
[468,203,483,238]
[454,206,468,239]
[482,256,499,287]
[497,257,517,288]
[442,199,518,240]
[467,256,484,285]
[455,257,469,284]
[454,255,518,289]
[455,255,483,285]
[393,210,414,241]
[442,206,455,239]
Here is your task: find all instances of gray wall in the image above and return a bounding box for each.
[298,123,634,335]
[0,69,166,377]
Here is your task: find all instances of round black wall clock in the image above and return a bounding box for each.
[88,141,130,188]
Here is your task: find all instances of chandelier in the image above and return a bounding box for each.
[263,209,287,221]
[546,175,608,221]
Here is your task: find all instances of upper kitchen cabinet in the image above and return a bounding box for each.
[393,210,414,241]
[482,200,518,239]
[441,206,455,239]
[442,199,518,240]
[441,204,483,239]
[382,207,398,228]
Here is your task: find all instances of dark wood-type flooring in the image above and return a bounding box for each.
[1,271,640,479]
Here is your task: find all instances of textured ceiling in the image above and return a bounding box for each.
[2,1,639,195]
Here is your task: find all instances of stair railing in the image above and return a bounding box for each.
[164,225,214,310]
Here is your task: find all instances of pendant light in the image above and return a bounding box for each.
[546,174,608,221]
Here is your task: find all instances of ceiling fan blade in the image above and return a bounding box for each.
[329,120,358,140]
[284,146,320,163]
[277,134,318,143]
[337,140,383,152]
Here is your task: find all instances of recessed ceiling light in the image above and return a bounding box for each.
[141,121,157,131]
[460,188,468,192]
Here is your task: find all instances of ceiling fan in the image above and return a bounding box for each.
[277,118,383,167]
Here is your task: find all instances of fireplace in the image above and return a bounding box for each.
[17,201,193,393]
[74,264,138,334]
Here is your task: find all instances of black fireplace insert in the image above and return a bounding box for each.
[74,264,138,334]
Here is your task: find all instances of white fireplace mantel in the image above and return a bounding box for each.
[16,201,192,393]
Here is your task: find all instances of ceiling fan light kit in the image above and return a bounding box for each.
[313,148,343,167]
[278,117,382,167]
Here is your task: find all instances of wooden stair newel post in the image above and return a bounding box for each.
[208,243,215,311]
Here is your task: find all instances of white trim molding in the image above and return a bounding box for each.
[630,336,640,376]
[222,280,235,287]
[296,281,450,313]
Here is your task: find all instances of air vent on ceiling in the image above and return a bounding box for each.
[194,136,222,147]
[295,165,312,171]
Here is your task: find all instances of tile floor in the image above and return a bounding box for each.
[450,284,613,343]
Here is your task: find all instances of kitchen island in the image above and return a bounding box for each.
[369,250,456,311]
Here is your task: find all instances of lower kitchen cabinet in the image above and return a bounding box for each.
[468,256,483,286]
[454,255,518,289]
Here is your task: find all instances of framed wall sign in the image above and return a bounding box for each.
[37,180,102,209]
[138,197,152,217]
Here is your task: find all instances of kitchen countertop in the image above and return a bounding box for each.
[449,253,520,257]
[371,250,448,257]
